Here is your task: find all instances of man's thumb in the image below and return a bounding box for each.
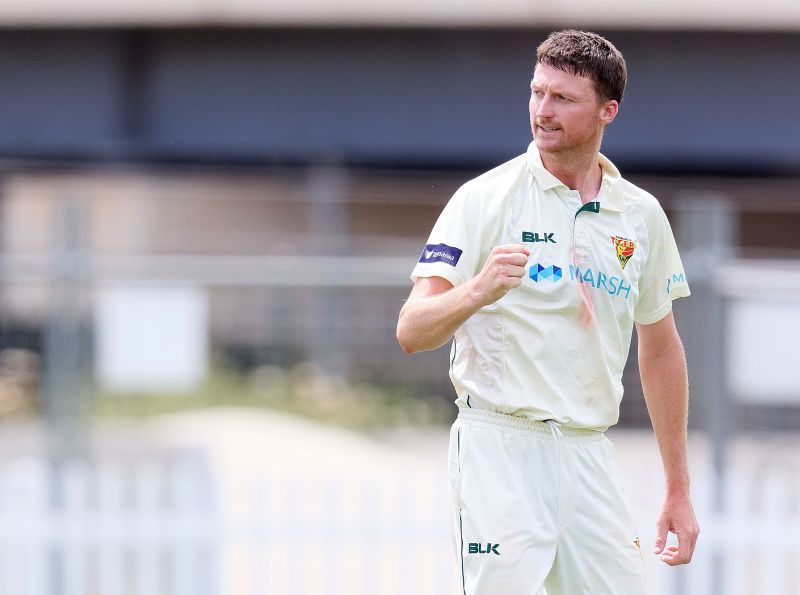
[653,520,668,554]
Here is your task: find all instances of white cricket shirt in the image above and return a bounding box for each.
[411,142,690,431]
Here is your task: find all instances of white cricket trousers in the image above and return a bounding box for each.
[448,408,646,595]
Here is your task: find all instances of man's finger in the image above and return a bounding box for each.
[659,545,679,559]
[679,526,699,562]
[661,532,697,566]
[675,534,691,564]
[494,244,530,256]
[499,254,531,267]
[506,265,527,278]
[659,545,683,566]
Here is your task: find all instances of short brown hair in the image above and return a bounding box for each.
[536,30,627,103]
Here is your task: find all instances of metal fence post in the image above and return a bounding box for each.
[673,194,736,595]
[44,195,91,468]
[307,164,351,377]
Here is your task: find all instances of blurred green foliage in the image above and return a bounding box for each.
[93,361,454,429]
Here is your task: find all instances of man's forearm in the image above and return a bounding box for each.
[637,313,699,564]
[397,280,483,353]
[398,245,530,353]
[639,337,690,491]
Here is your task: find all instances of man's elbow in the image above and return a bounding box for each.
[396,318,419,354]
[639,333,685,364]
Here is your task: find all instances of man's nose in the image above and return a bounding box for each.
[536,95,554,118]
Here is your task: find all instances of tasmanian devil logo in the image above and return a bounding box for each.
[610,236,635,270]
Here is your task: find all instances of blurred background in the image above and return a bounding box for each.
[0,1,799,594]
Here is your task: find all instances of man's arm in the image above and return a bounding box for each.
[397,244,529,354]
[636,311,700,565]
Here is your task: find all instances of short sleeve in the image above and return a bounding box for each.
[634,204,690,325]
[410,183,482,287]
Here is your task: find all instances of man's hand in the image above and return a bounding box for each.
[470,244,530,307]
[653,490,699,565]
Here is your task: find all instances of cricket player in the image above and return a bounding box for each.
[396,30,699,594]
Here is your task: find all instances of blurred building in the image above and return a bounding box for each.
[1,3,799,428]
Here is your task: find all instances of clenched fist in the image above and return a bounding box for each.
[470,244,530,307]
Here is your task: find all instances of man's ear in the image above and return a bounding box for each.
[600,100,619,126]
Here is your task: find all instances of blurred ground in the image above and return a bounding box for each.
[1,410,799,594]
[2,408,799,525]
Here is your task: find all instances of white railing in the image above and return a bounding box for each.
[0,456,798,595]
[0,457,219,595]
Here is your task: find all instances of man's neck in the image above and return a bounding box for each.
[540,147,603,205]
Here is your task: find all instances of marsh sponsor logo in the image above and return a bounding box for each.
[666,272,686,295]
[569,265,631,299]
[529,263,562,283]
[418,243,463,266]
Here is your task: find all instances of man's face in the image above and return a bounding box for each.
[529,63,617,157]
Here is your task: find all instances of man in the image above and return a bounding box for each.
[396,30,699,594]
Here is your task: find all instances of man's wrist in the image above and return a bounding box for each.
[464,278,489,310]
[665,479,691,496]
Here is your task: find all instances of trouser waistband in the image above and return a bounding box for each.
[456,408,605,441]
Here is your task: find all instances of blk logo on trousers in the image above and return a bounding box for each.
[468,542,501,555]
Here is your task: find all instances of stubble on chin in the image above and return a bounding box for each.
[533,135,562,155]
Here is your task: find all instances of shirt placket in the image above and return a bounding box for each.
[571,199,600,327]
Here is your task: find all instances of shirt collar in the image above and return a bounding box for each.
[525,141,625,212]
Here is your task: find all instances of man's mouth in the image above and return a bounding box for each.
[538,125,560,133]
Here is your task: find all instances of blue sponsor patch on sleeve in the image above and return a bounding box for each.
[666,272,687,294]
[418,243,463,266]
